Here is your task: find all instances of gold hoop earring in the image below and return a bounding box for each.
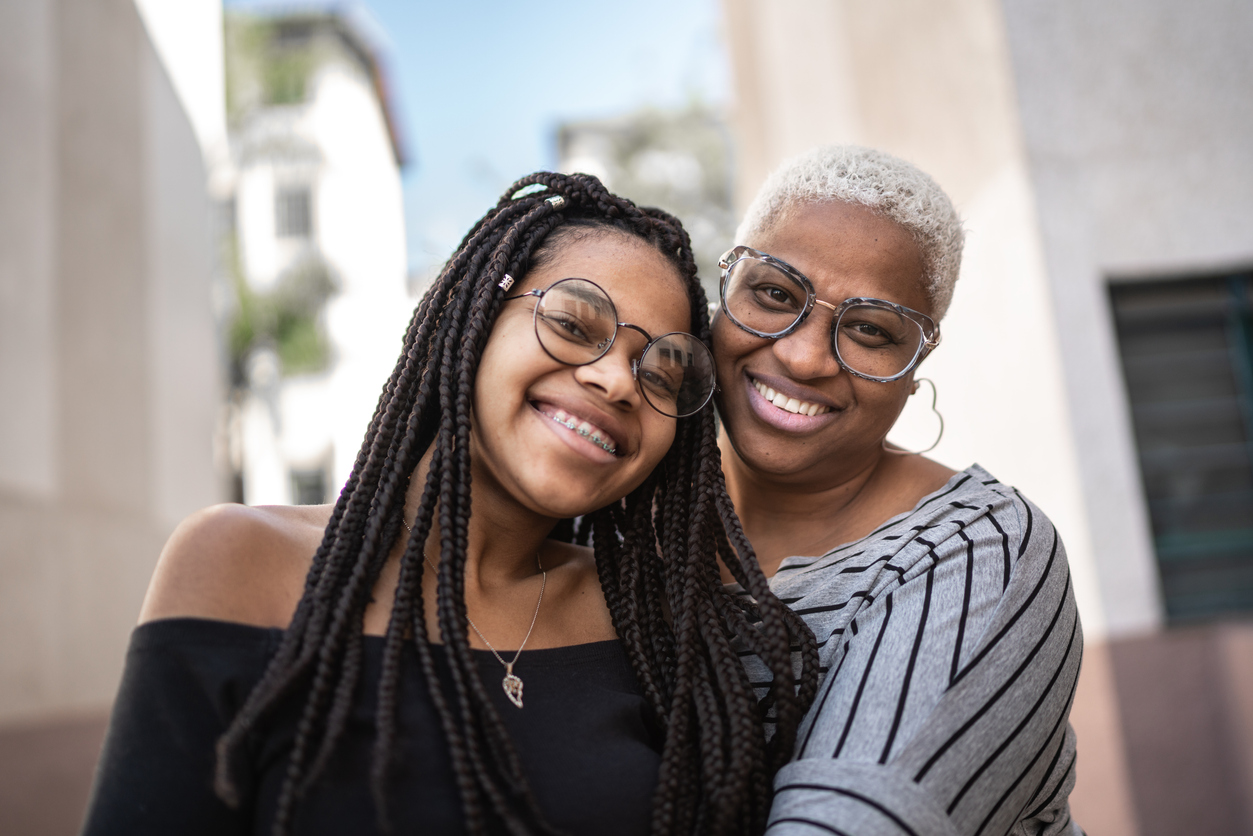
[884,378,944,456]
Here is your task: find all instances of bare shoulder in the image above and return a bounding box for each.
[139,502,333,628]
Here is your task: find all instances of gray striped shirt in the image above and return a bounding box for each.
[739,465,1082,836]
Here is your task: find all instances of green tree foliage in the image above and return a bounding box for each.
[225,14,326,124]
[227,252,337,384]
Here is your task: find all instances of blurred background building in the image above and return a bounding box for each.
[0,2,410,833]
[217,9,409,508]
[2,0,1251,834]
[557,104,737,297]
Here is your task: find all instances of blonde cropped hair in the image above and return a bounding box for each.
[736,145,965,320]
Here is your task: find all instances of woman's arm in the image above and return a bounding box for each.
[767,488,1083,836]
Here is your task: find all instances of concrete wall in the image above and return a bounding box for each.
[1001,2,1253,832]
[1002,0,1253,638]
[0,0,221,726]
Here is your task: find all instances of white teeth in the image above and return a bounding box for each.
[753,380,830,417]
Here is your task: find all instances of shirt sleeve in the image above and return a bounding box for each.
[769,491,1084,836]
[79,619,275,836]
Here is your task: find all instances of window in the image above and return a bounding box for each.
[1111,271,1253,622]
[275,186,312,238]
[290,467,327,506]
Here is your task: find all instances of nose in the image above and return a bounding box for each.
[572,336,645,409]
[772,306,842,380]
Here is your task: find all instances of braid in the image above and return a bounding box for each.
[215,171,820,835]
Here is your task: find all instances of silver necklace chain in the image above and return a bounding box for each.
[402,515,545,708]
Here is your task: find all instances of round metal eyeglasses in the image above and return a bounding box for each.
[718,245,941,382]
[506,278,717,418]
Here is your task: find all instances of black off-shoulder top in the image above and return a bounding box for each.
[80,618,661,835]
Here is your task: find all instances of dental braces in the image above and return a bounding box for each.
[549,414,615,454]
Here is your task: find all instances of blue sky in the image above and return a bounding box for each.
[225,0,732,277]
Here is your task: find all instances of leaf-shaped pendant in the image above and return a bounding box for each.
[503,671,524,708]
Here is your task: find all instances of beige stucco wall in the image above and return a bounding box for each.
[0,0,222,724]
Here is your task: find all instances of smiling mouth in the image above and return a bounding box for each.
[752,379,832,417]
[541,407,619,455]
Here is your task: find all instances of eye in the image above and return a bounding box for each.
[749,282,803,311]
[540,312,596,345]
[853,322,888,339]
[638,366,682,400]
[840,319,895,347]
[763,285,793,304]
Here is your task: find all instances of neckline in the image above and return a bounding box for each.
[721,463,992,588]
[772,463,989,569]
[137,615,626,659]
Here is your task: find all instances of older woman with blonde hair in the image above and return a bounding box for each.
[715,146,1082,836]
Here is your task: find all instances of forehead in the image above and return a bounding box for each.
[750,201,930,315]
[524,230,691,333]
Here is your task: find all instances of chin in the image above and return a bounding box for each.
[525,482,620,520]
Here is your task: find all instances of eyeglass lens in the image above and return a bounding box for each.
[722,258,925,380]
[534,279,716,417]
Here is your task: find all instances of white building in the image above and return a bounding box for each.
[721,1,1253,833]
[220,10,411,507]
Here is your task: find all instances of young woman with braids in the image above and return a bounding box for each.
[81,172,819,836]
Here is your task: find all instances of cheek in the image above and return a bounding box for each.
[864,381,913,429]
[711,315,752,375]
[638,417,678,471]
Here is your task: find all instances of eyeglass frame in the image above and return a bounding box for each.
[717,245,941,383]
[504,277,718,418]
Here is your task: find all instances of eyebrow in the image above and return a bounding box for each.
[559,282,614,316]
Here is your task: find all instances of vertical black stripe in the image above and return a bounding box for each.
[798,644,851,756]
[915,573,1071,782]
[1022,739,1072,821]
[985,511,1012,591]
[949,531,975,686]
[974,651,1081,836]
[1012,489,1034,560]
[881,565,934,763]
[947,612,1079,814]
[951,529,1060,688]
[833,595,893,758]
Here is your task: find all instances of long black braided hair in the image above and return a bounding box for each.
[214,172,820,835]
